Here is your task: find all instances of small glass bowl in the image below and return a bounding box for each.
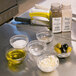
[54,43,72,58]
[37,55,59,72]
[36,31,54,43]
[56,53,71,58]
[10,35,29,49]
[26,40,47,56]
[6,48,26,64]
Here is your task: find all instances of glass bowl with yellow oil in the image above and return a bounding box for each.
[6,48,26,64]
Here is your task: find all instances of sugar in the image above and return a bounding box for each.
[12,40,27,49]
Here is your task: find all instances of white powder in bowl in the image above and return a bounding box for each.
[12,40,27,49]
[37,55,59,72]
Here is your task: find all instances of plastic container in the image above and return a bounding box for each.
[62,2,72,32]
[6,48,26,64]
[10,35,29,49]
[36,31,53,43]
[37,55,59,72]
[26,40,47,56]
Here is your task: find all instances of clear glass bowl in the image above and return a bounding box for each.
[56,52,71,58]
[10,35,29,49]
[26,40,47,56]
[54,42,72,58]
[6,48,26,64]
[36,31,54,43]
[37,55,59,72]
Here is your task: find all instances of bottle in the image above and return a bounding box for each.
[62,3,72,32]
[50,3,62,33]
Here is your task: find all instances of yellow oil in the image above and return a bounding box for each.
[8,61,26,72]
[8,62,20,72]
[6,49,26,64]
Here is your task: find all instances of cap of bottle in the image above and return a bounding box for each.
[51,3,61,11]
[62,2,71,9]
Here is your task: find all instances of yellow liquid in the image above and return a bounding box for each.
[8,62,20,72]
[6,49,26,64]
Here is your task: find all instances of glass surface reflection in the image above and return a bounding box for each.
[7,61,26,72]
[37,70,59,76]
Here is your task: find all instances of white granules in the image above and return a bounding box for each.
[12,40,27,49]
[37,55,59,72]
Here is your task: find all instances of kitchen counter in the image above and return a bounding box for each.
[0,0,76,76]
[0,13,76,76]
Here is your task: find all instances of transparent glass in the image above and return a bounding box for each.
[6,48,26,64]
[36,31,54,43]
[26,40,47,56]
[37,54,59,72]
[56,53,71,58]
[10,35,29,49]
[53,37,72,58]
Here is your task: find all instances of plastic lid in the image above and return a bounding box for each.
[51,3,61,10]
[62,2,71,9]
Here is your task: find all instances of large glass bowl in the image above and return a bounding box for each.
[36,31,54,43]
[10,35,29,49]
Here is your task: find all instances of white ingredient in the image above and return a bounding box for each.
[37,55,59,72]
[12,40,27,49]
[38,36,53,43]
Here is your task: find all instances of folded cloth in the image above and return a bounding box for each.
[31,19,49,26]
[29,8,50,25]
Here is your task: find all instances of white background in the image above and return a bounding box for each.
[39,0,76,14]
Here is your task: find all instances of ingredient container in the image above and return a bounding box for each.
[37,54,59,72]
[10,35,29,49]
[6,48,26,64]
[36,31,53,43]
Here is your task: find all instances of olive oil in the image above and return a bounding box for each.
[6,49,26,64]
[8,62,20,72]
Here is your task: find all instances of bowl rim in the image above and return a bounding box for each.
[36,31,53,37]
[26,40,47,55]
[10,34,29,48]
[56,52,71,58]
[36,31,54,43]
[5,48,26,61]
[37,55,59,72]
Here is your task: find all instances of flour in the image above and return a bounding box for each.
[37,55,59,72]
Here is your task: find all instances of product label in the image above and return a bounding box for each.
[52,17,62,33]
[62,17,72,32]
